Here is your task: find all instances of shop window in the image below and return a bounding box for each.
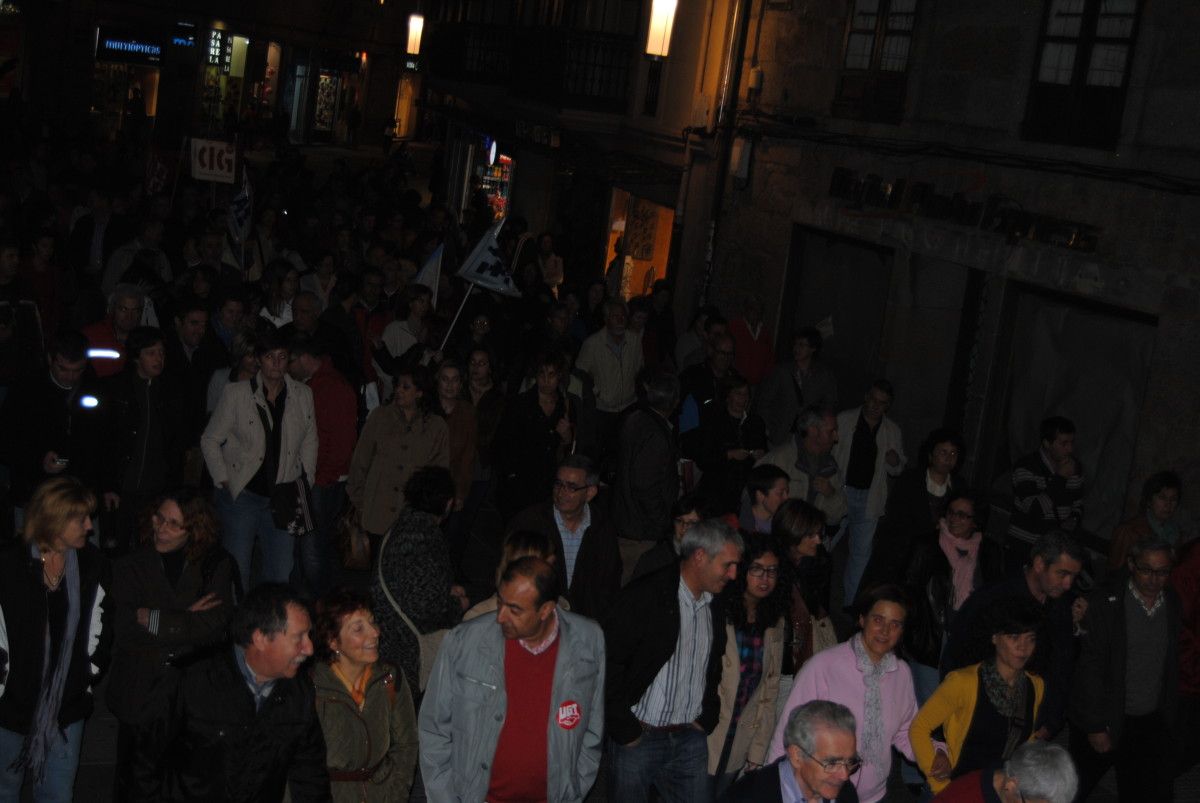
[831,0,917,124]
[1022,0,1141,149]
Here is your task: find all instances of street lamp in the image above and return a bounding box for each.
[407,13,425,56]
[644,0,677,59]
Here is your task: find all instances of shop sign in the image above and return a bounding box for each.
[95,27,163,66]
[207,29,235,73]
[191,138,236,184]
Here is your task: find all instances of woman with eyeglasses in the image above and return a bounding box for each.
[629,492,704,582]
[107,488,238,799]
[708,532,789,797]
[910,598,1045,796]
[902,490,1002,705]
[768,584,918,803]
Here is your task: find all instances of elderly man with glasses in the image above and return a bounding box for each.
[1068,534,1182,802]
[720,700,860,802]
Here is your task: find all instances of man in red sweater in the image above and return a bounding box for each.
[931,741,1077,803]
[289,334,357,597]
[419,556,606,802]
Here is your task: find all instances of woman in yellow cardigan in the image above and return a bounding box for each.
[909,598,1045,794]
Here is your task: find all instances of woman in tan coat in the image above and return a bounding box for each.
[311,588,418,803]
[707,531,788,798]
[347,365,448,557]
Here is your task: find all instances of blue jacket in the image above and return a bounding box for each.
[418,609,605,803]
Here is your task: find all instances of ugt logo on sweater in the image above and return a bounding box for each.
[557,701,581,730]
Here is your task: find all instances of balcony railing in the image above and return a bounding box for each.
[430,23,634,114]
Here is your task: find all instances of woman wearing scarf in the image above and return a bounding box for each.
[312,588,418,802]
[910,598,1045,795]
[1108,469,1184,569]
[902,490,1002,705]
[0,477,110,802]
[767,584,918,803]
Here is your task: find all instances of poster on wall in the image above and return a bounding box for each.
[625,199,659,261]
[314,72,337,131]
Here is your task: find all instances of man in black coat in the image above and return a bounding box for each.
[942,530,1084,740]
[603,519,742,803]
[507,455,621,621]
[612,368,680,584]
[1068,536,1181,802]
[0,331,102,526]
[719,700,859,803]
[131,583,332,802]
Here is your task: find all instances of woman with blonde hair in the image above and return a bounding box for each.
[107,487,238,799]
[0,477,109,802]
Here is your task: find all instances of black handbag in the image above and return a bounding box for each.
[270,474,315,536]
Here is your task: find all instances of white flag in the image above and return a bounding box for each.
[227,171,253,245]
[456,220,521,298]
[414,244,443,308]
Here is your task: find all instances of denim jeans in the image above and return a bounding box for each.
[294,481,344,599]
[0,720,84,803]
[215,486,294,594]
[842,485,879,604]
[608,727,710,803]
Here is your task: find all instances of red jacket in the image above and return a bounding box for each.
[729,318,774,386]
[307,357,357,486]
[81,318,125,378]
[1172,539,1200,696]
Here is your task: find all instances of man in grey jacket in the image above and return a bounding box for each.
[418,556,605,803]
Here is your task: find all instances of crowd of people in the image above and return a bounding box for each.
[0,136,1195,803]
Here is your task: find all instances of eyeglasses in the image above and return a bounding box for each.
[747,565,780,579]
[947,508,974,520]
[152,512,186,532]
[553,480,591,493]
[674,516,699,529]
[1133,563,1171,579]
[716,350,735,357]
[797,744,862,774]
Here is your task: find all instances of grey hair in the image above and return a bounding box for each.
[1127,534,1174,563]
[796,405,829,438]
[679,518,743,561]
[1004,741,1078,803]
[108,283,146,311]
[784,700,856,753]
[558,454,599,488]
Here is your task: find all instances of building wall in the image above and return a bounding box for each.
[684,0,1200,535]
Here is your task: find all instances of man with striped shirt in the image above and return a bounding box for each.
[603,519,744,802]
[1008,416,1085,569]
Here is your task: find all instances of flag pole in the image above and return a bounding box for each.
[437,283,475,352]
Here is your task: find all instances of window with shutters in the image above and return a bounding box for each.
[831,0,917,124]
[1022,0,1142,149]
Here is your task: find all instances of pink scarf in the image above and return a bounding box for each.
[938,518,981,610]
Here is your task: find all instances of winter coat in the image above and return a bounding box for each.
[0,541,111,734]
[370,510,462,694]
[706,617,785,775]
[131,647,332,802]
[201,372,318,499]
[311,661,418,803]
[347,406,448,535]
[107,545,238,725]
[612,405,680,542]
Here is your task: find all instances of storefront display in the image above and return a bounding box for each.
[477,153,514,221]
